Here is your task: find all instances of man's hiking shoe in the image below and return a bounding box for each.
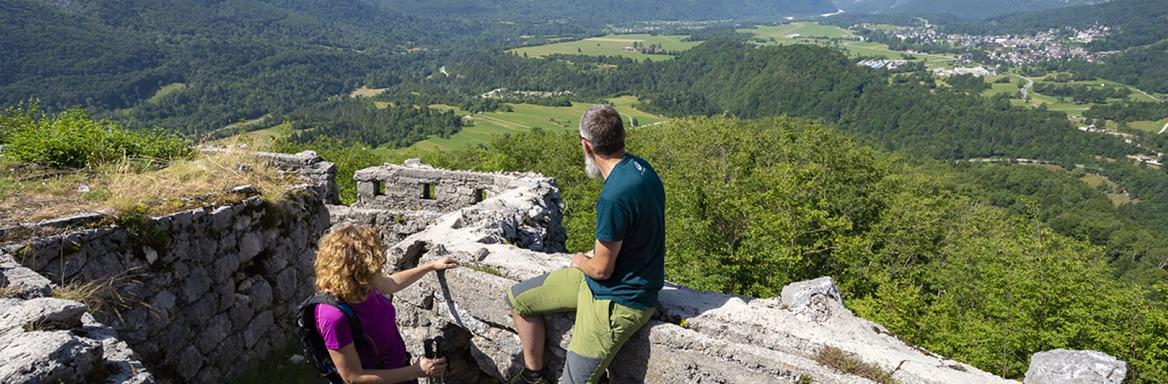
[506,370,550,384]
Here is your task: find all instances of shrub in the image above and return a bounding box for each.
[1,107,190,168]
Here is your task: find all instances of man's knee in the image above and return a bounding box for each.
[506,272,552,315]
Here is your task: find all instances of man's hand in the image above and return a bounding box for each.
[570,252,590,269]
[573,240,621,280]
[429,256,460,271]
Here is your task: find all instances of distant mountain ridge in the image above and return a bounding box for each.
[831,0,1108,18]
[374,0,837,22]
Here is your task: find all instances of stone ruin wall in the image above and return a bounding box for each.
[353,159,523,214]
[0,150,336,384]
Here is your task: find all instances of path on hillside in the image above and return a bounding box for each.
[1159,121,1167,135]
[1011,74,1035,102]
[1134,87,1161,102]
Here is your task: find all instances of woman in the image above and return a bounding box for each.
[314,223,458,383]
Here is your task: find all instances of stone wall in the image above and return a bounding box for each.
[348,160,566,253]
[354,160,534,214]
[0,150,335,383]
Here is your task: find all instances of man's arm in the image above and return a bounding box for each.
[571,239,622,280]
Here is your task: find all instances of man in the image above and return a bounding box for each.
[505,105,666,384]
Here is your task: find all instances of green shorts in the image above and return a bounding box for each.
[506,267,654,384]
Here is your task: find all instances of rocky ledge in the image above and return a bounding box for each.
[1,251,152,384]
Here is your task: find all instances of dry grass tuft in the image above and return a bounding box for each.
[51,272,142,320]
[0,286,22,299]
[105,148,290,215]
[0,141,297,226]
[814,345,900,384]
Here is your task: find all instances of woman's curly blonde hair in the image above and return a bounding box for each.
[314,224,386,303]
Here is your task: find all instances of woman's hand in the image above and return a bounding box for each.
[429,256,460,271]
[415,357,447,377]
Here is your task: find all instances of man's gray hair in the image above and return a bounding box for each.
[579,104,625,156]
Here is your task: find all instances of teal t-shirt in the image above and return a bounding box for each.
[586,154,666,309]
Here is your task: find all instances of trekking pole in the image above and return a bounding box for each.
[424,336,445,384]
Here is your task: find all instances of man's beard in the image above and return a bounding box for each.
[584,152,602,179]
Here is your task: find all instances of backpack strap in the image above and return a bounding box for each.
[307,293,367,351]
[297,293,368,384]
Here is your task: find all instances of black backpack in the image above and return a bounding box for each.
[296,293,366,384]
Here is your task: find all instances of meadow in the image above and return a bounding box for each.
[507,22,957,69]
[983,74,1166,132]
[508,34,698,61]
[146,83,187,104]
[740,22,957,67]
[384,96,665,157]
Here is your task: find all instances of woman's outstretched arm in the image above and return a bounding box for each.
[373,256,459,295]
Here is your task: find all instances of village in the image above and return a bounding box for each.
[868,22,1111,66]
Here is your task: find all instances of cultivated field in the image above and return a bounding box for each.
[743,22,855,40]
[388,96,665,156]
[1127,119,1168,134]
[508,34,698,61]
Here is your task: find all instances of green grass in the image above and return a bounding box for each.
[982,75,1024,98]
[1028,91,1092,117]
[1128,119,1168,133]
[146,83,186,104]
[508,34,699,62]
[385,96,664,158]
[1048,78,1161,103]
[743,22,855,40]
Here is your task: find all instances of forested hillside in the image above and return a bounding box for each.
[0,0,422,130]
[428,41,1135,164]
[0,0,838,132]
